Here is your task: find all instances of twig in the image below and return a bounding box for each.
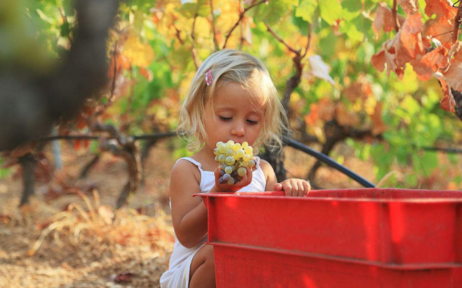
[122,67,135,128]
[173,23,184,45]
[265,24,300,55]
[209,0,220,51]
[301,23,312,59]
[392,0,400,32]
[452,6,462,43]
[222,0,266,49]
[110,40,118,103]
[191,14,199,70]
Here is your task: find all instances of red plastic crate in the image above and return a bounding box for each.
[197,189,462,288]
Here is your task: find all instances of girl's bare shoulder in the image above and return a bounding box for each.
[171,158,201,185]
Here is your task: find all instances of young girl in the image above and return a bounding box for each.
[160,49,310,288]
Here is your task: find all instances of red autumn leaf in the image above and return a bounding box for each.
[371,102,388,135]
[371,37,402,77]
[439,77,456,112]
[373,3,405,36]
[449,41,462,62]
[335,103,360,127]
[421,46,449,72]
[399,13,425,59]
[424,0,457,22]
[423,18,454,46]
[139,67,153,81]
[443,60,462,92]
[398,0,419,15]
[304,103,319,126]
[74,140,81,150]
[83,140,90,150]
[344,76,373,102]
[318,99,335,122]
[410,59,434,81]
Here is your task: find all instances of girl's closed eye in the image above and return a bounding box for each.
[219,116,232,121]
[247,119,259,125]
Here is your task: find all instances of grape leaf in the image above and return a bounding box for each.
[398,0,419,15]
[295,0,317,23]
[319,0,341,25]
[251,0,298,26]
[424,0,457,22]
[341,0,362,21]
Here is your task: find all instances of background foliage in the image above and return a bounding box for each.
[1,0,462,190]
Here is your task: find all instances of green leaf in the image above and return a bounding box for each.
[405,174,418,187]
[319,0,341,25]
[400,95,420,116]
[251,0,298,25]
[448,153,459,165]
[0,157,12,179]
[177,1,209,19]
[341,0,361,20]
[295,0,317,23]
[339,17,364,42]
[412,151,438,177]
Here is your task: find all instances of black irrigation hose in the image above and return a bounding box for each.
[284,138,376,188]
[421,146,462,154]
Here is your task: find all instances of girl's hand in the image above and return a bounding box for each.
[211,166,253,192]
[274,179,310,197]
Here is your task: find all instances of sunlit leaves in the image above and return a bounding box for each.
[295,0,317,23]
[251,0,297,25]
[424,0,457,22]
[177,1,209,18]
[318,0,341,25]
[123,30,155,68]
[398,0,419,15]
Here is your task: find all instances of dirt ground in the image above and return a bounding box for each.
[0,139,176,288]
[0,139,459,287]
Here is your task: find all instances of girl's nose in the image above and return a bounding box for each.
[231,122,245,137]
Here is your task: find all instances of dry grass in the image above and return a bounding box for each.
[0,139,176,288]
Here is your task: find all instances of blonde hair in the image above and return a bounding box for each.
[177,49,288,153]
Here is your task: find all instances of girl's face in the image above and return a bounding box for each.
[203,82,265,152]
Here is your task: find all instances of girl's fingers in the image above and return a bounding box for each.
[274,183,282,191]
[296,182,304,197]
[303,181,311,195]
[283,182,292,196]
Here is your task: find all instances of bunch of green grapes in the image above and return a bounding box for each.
[214,140,255,185]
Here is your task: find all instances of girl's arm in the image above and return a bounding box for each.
[260,159,310,196]
[260,159,278,191]
[170,160,208,248]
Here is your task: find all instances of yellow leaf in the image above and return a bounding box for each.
[123,31,155,68]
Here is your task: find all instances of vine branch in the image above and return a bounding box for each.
[222,0,267,49]
[452,5,462,43]
[265,24,300,55]
[392,0,401,32]
[209,0,220,51]
[191,14,199,70]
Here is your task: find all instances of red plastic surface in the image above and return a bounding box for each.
[197,188,462,288]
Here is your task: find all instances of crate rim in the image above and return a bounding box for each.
[194,188,462,203]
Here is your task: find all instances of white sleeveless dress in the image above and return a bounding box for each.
[160,157,267,288]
